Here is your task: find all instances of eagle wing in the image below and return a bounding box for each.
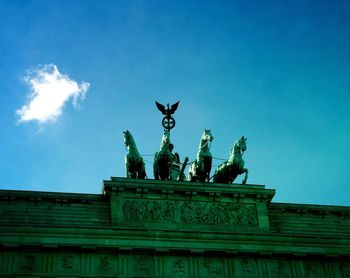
[170,101,179,114]
[155,101,166,115]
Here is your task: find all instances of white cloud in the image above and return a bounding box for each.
[16,64,90,123]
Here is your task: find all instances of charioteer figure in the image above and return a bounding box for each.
[153,101,188,181]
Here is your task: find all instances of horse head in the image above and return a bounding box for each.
[238,136,247,153]
[123,130,134,148]
[197,129,213,153]
[202,129,214,144]
[229,136,247,162]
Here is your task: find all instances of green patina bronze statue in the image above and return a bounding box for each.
[155,101,179,130]
[187,129,213,182]
[123,101,249,184]
[213,136,248,184]
[153,129,172,180]
[153,129,187,181]
[123,130,147,179]
[169,143,188,181]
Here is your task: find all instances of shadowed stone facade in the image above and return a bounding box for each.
[1,177,350,277]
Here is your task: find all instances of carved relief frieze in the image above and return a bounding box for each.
[132,255,154,277]
[1,250,350,277]
[339,263,350,278]
[304,261,325,278]
[122,199,257,227]
[98,255,112,273]
[238,258,258,278]
[123,200,176,223]
[202,258,223,277]
[169,259,186,276]
[60,254,74,273]
[180,201,257,225]
[20,254,37,272]
[270,260,291,278]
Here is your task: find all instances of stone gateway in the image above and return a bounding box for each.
[1,178,350,277]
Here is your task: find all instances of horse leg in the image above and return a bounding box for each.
[213,168,222,183]
[125,165,130,178]
[125,158,130,178]
[195,158,205,182]
[128,158,137,179]
[187,170,193,182]
[138,160,146,179]
[153,163,159,180]
[187,162,195,182]
[153,153,159,180]
[213,162,228,183]
[206,157,212,182]
[242,168,248,184]
[206,172,210,182]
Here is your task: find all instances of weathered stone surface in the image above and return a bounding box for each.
[103,177,273,231]
[0,177,350,277]
[1,250,350,277]
[122,199,257,226]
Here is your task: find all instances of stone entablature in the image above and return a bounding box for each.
[269,203,350,238]
[1,178,350,277]
[0,190,110,228]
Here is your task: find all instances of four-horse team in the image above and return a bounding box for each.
[124,129,248,184]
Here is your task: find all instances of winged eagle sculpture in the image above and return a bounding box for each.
[155,101,180,130]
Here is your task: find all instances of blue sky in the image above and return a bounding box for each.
[0,0,349,206]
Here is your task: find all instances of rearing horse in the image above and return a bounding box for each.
[213,136,248,184]
[153,129,172,180]
[187,129,213,182]
[123,130,146,179]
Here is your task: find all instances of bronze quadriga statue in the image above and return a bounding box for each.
[153,129,187,181]
[187,129,213,182]
[213,136,248,184]
[123,130,146,179]
[123,101,249,185]
[153,129,172,180]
